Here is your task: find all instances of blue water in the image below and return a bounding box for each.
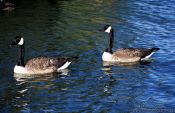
[0,0,175,112]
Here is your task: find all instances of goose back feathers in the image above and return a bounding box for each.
[25,57,77,73]
[114,48,159,58]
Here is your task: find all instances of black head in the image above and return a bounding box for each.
[104,25,110,30]
[10,36,24,46]
[103,25,112,33]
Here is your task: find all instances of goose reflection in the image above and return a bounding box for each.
[12,69,70,111]
[102,60,152,69]
[101,62,116,96]
[14,69,70,82]
[101,60,152,97]
[103,74,116,96]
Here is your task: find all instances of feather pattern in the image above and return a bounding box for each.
[25,57,76,73]
[114,48,154,58]
[108,48,159,62]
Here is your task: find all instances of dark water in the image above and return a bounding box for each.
[0,0,175,112]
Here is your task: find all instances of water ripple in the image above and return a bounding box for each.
[0,0,175,112]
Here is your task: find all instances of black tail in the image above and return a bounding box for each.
[151,48,160,52]
[67,56,79,61]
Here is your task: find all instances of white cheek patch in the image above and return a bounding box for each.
[18,37,24,45]
[105,26,112,33]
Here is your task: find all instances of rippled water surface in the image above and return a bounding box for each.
[0,0,175,112]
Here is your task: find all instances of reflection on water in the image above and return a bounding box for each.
[14,69,69,82]
[0,0,175,112]
[12,71,71,112]
[103,61,140,67]
[102,60,153,73]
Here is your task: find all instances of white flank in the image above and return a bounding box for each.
[57,61,72,71]
[102,52,113,61]
[18,37,24,45]
[105,26,112,33]
[14,65,27,74]
[141,52,155,60]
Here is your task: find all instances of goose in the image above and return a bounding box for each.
[101,25,159,62]
[10,36,78,74]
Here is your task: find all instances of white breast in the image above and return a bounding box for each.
[14,65,27,74]
[57,61,72,71]
[102,52,113,61]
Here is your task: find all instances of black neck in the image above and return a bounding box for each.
[17,44,25,67]
[105,28,114,54]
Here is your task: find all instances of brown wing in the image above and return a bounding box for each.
[113,48,153,58]
[25,57,68,71]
